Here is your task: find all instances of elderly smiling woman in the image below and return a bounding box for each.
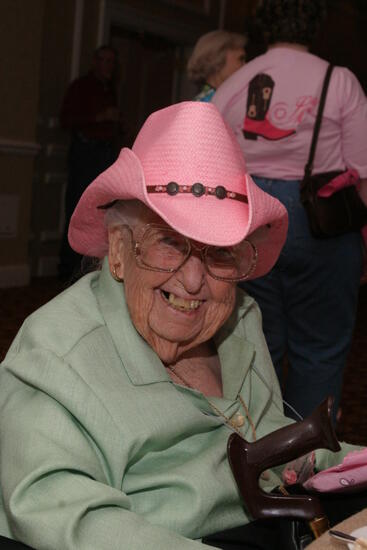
[0,102,358,550]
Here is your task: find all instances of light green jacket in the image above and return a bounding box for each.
[0,260,354,549]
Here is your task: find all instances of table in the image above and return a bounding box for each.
[308,508,367,549]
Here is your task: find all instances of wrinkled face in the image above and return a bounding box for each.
[108,211,236,364]
[220,47,246,82]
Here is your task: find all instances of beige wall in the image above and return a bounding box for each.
[80,0,101,74]
[38,0,75,117]
[0,1,45,140]
[0,156,34,264]
[30,0,78,278]
[0,0,45,287]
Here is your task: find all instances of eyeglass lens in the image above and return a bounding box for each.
[137,226,255,280]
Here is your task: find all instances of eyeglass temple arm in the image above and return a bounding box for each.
[227,396,340,522]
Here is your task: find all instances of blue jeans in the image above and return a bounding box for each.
[241,177,363,422]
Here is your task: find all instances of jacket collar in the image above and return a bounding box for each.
[96,259,255,399]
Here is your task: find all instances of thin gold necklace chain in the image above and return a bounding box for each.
[167,367,257,442]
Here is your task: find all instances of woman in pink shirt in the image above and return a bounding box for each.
[213,0,367,425]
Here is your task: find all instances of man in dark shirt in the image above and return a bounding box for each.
[59,45,122,281]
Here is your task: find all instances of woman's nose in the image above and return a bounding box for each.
[178,253,206,294]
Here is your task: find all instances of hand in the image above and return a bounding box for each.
[282,451,316,486]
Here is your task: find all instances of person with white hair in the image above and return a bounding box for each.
[187,30,246,102]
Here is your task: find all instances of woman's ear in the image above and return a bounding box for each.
[108,226,126,280]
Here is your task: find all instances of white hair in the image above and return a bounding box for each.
[187,30,246,85]
[75,201,149,275]
[86,200,148,262]
[104,199,147,230]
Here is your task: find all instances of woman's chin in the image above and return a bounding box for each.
[148,331,199,364]
[147,311,204,361]
[151,338,180,364]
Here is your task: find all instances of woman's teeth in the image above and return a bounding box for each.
[163,291,201,311]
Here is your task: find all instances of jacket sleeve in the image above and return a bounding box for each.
[0,350,215,550]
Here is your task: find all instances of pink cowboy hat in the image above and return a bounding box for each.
[69,101,288,280]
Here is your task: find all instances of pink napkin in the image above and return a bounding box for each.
[317,169,360,198]
[303,448,367,493]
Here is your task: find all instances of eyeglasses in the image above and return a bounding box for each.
[122,223,258,282]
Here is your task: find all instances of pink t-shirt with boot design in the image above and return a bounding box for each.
[213,47,367,181]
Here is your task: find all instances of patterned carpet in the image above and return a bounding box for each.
[1,277,366,445]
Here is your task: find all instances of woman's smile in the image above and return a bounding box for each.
[159,288,203,312]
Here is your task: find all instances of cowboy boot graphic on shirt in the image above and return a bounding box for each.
[243,73,296,140]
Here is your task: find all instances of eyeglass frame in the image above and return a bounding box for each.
[120,223,258,282]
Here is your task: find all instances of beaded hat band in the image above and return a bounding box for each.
[146,182,248,203]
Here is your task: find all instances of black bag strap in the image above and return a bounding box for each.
[304,64,334,178]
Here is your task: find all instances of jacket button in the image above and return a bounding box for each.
[232,413,245,427]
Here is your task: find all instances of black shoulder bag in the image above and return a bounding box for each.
[300,64,367,238]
